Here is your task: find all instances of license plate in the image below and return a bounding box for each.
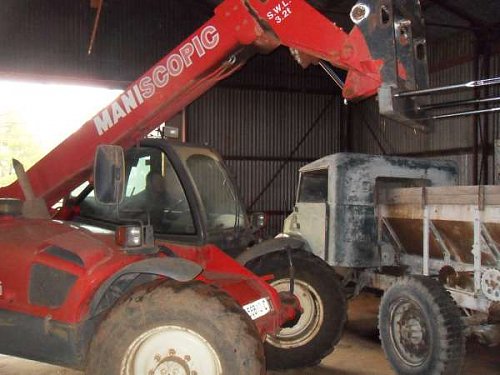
[243,298,271,320]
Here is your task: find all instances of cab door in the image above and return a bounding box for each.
[293,168,329,260]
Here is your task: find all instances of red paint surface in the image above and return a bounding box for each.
[0,0,383,206]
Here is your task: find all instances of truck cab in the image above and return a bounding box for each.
[283,152,458,267]
[75,138,258,258]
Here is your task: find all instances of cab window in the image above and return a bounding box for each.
[186,154,245,232]
[297,169,328,203]
[80,147,196,235]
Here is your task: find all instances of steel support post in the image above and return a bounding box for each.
[423,205,430,276]
[473,207,482,293]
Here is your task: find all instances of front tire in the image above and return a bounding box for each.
[249,250,347,369]
[86,280,265,375]
[378,276,465,375]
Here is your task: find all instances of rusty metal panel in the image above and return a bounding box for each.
[385,217,478,262]
[379,184,500,267]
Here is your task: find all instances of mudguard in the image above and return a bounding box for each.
[87,257,202,317]
[236,237,305,265]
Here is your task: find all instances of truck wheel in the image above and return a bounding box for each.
[86,280,265,375]
[249,250,347,369]
[378,276,465,375]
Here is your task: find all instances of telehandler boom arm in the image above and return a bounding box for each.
[0,0,427,206]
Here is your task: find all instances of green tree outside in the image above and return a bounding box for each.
[0,110,44,187]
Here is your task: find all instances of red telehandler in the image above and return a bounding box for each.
[0,0,429,373]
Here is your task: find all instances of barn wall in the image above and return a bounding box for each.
[187,87,344,237]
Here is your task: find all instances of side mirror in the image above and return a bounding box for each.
[250,212,267,229]
[94,145,125,205]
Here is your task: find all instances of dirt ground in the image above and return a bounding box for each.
[0,293,498,374]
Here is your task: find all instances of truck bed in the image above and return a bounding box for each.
[377,185,500,268]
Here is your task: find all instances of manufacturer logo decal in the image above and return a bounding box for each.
[94,25,220,136]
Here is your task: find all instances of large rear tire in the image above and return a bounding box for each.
[249,250,347,369]
[378,276,465,375]
[86,280,265,375]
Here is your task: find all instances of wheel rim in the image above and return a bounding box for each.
[121,325,223,375]
[267,278,323,349]
[389,298,430,367]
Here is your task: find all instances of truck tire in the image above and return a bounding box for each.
[249,250,347,369]
[378,276,465,375]
[86,279,265,375]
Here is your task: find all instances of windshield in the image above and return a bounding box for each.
[79,147,196,236]
[179,149,246,231]
[78,144,247,234]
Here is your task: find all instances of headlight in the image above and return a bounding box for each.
[115,225,142,248]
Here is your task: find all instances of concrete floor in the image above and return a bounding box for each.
[1,293,498,374]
